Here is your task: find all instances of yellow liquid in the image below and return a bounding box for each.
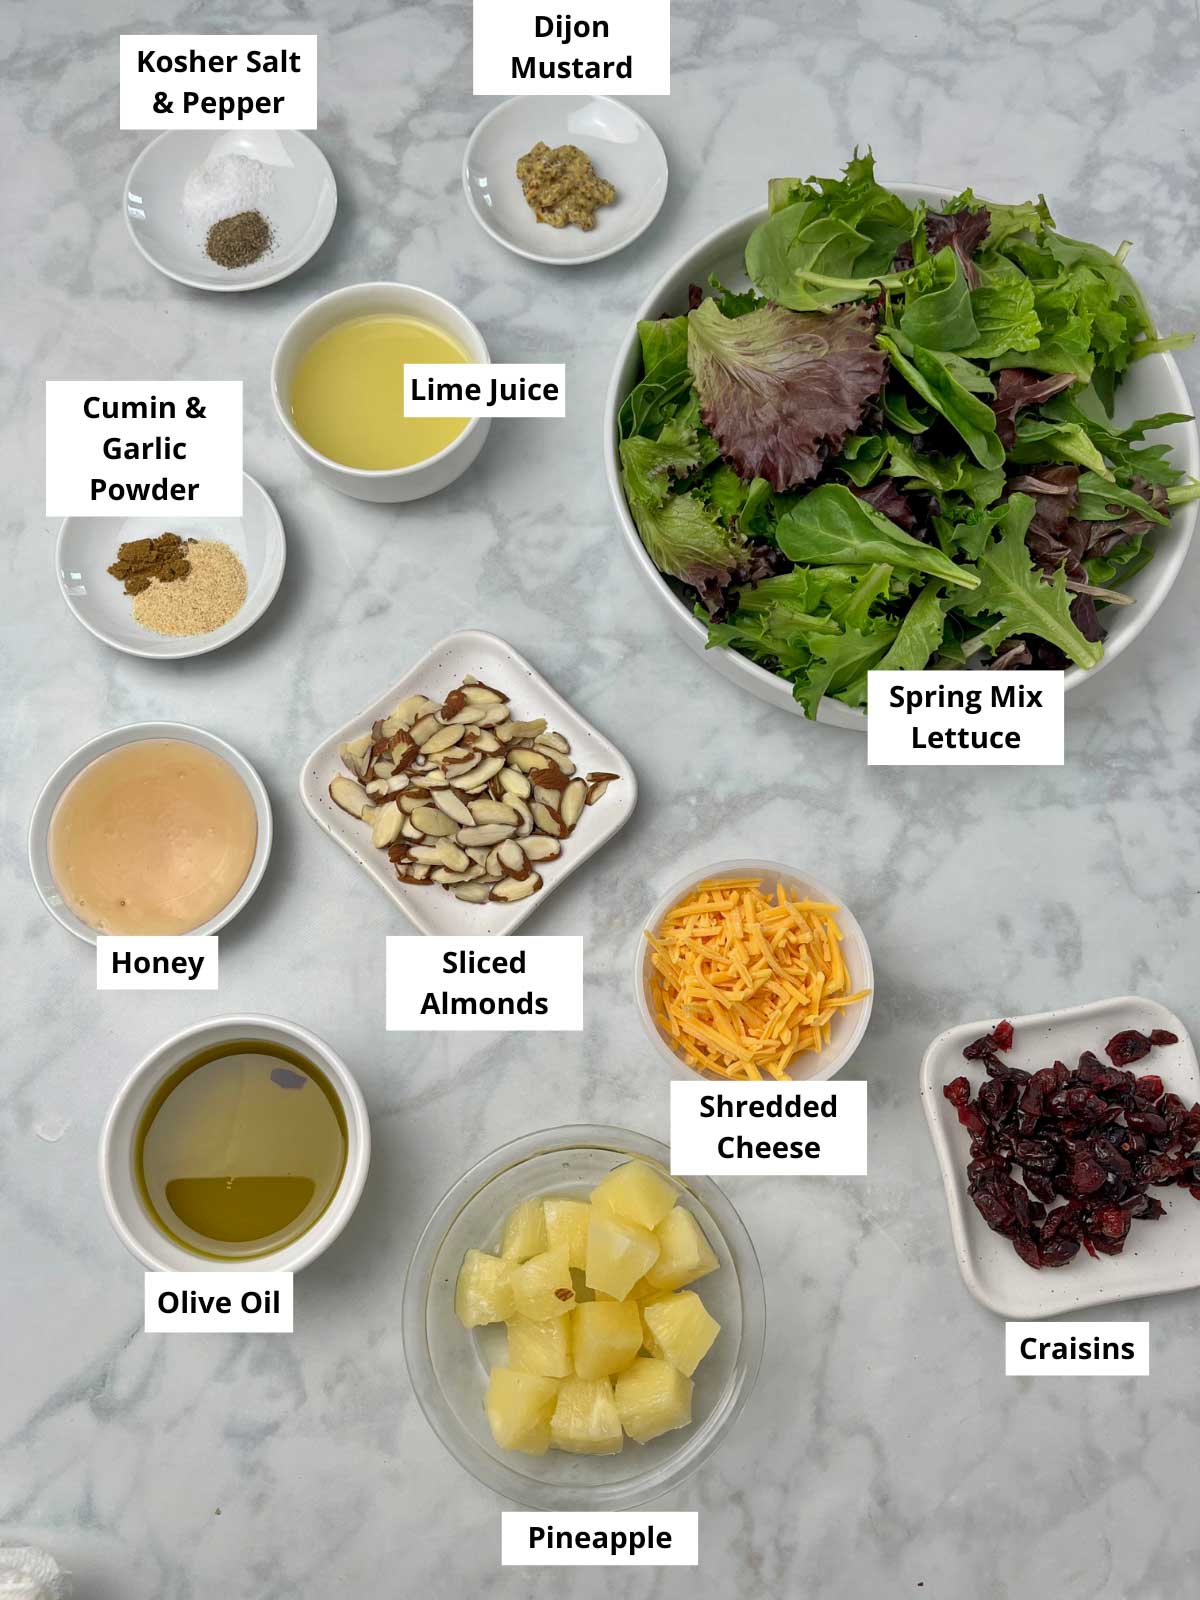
[135,1040,348,1262]
[290,313,470,470]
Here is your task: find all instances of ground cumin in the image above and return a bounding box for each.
[107,532,192,595]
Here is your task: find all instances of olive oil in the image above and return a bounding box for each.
[135,1039,348,1261]
[289,313,470,470]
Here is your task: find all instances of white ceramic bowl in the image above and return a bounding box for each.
[55,472,285,660]
[300,629,637,936]
[271,282,492,503]
[604,188,1200,730]
[463,95,668,266]
[99,1014,370,1273]
[125,130,337,292]
[922,995,1200,1319]
[634,859,874,1081]
[28,721,273,945]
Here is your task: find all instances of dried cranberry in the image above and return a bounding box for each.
[992,1020,1014,1050]
[1106,1030,1153,1066]
[1134,1074,1164,1102]
[1150,1029,1179,1047]
[943,1077,971,1108]
[963,1020,1014,1059]
[1070,1157,1108,1195]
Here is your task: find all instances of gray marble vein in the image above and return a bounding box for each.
[3,0,1200,1594]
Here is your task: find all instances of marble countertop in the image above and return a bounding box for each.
[4,0,1200,1595]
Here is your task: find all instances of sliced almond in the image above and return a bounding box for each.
[498,767,532,800]
[365,779,390,796]
[423,723,465,756]
[329,777,373,820]
[457,822,516,847]
[399,793,426,814]
[411,839,470,871]
[520,835,561,863]
[560,778,587,831]
[453,881,494,903]
[466,846,492,867]
[422,770,450,788]
[461,684,507,706]
[535,732,570,755]
[387,775,410,794]
[454,754,505,790]
[401,818,424,841]
[491,872,542,903]
[339,735,373,779]
[585,774,618,805]
[412,806,458,837]
[432,865,485,884]
[534,783,564,809]
[477,704,510,726]
[410,712,442,746]
[509,796,534,838]
[497,718,547,742]
[532,801,562,837]
[497,838,530,878]
[541,750,576,776]
[371,802,404,849]
[471,732,502,754]
[470,798,519,827]
[431,788,474,827]
[392,694,436,729]
[509,747,552,774]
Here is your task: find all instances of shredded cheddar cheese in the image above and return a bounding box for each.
[647,877,870,1080]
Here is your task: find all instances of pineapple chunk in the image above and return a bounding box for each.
[501,1197,548,1262]
[645,1207,719,1292]
[642,1292,720,1376]
[572,1300,642,1379]
[544,1197,590,1270]
[507,1314,572,1378]
[591,1161,677,1230]
[585,1210,660,1301]
[485,1367,559,1454]
[455,1249,515,1328]
[511,1244,576,1321]
[550,1377,623,1455]
[614,1357,693,1444]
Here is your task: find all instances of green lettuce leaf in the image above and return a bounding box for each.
[878,333,1005,468]
[875,580,948,670]
[957,494,1103,668]
[775,483,980,589]
[899,248,978,351]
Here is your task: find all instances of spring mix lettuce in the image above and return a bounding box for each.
[618,153,1199,717]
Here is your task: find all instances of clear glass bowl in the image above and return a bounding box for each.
[402,1124,765,1510]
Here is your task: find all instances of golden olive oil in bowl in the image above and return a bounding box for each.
[290,313,470,470]
[135,1038,348,1261]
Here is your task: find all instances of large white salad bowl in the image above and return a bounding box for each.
[603,184,1199,731]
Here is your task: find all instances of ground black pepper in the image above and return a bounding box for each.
[205,209,273,269]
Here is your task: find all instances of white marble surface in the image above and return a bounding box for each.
[4,0,1200,1595]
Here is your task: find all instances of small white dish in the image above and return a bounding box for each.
[299,629,637,936]
[463,95,668,266]
[55,471,285,660]
[99,1014,370,1273]
[922,995,1200,1319]
[125,129,337,292]
[634,860,874,1081]
[29,721,273,946]
[605,190,1200,730]
[271,282,492,503]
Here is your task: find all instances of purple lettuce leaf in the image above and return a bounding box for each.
[687,299,887,492]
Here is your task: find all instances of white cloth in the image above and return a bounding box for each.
[0,1547,71,1600]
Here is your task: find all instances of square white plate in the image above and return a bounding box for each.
[299,630,637,936]
[921,995,1200,1320]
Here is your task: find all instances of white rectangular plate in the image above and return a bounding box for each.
[299,630,637,936]
[921,995,1200,1320]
